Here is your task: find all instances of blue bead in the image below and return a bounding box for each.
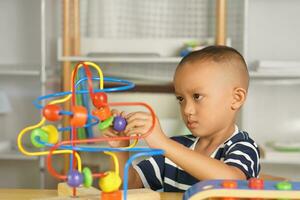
[67,170,83,187]
[113,116,127,132]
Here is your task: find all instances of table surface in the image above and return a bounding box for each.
[0,189,183,200]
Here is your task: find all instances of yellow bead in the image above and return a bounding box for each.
[41,125,59,144]
[99,171,121,193]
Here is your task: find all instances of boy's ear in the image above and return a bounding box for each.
[231,87,247,110]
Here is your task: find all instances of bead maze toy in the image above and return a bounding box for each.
[17,61,164,200]
[183,179,300,200]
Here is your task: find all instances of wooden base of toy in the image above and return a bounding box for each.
[33,182,160,200]
[187,189,300,200]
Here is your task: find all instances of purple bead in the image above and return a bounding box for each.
[113,116,127,132]
[67,170,83,187]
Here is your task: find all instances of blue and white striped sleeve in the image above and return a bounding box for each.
[223,141,260,179]
[133,154,165,191]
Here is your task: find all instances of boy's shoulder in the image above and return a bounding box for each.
[170,135,197,147]
[224,130,258,147]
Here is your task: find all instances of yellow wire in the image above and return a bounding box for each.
[17,62,138,179]
[17,62,104,172]
[17,118,82,172]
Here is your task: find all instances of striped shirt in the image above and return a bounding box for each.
[133,128,260,192]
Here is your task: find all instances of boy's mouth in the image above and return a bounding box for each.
[187,120,198,129]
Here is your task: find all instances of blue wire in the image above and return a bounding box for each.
[33,77,135,109]
[123,150,164,200]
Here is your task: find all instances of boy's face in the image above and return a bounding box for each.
[174,60,235,138]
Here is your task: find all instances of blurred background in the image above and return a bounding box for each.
[0,0,300,189]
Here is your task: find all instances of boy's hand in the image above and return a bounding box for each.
[124,111,167,148]
[101,109,129,148]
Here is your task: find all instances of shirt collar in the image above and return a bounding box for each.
[189,125,239,157]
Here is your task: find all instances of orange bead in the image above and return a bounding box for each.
[42,104,62,121]
[101,190,122,200]
[92,106,111,121]
[221,180,238,189]
[70,106,88,127]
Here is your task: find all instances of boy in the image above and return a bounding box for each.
[103,45,260,192]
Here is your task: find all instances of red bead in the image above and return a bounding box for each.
[92,92,108,108]
[42,104,62,121]
[70,106,88,127]
[92,106,111,121]
[221,180,237,189]
[248,178,264,189]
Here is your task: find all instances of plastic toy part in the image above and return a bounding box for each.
[248,178,264,189]
[101,190,122,200]
[30,128,49,148]
[113,116,127,132]
[92,92,108,108]
[82,167,93,188]
[92,106,111,121]
[42,104,62,121]
[99,171,121,193]
[222,180,238,189]
[67,170,83,188]
[70,106,88,127]
[99,116,114,130]
[276,181,293,190]
[41,125,59,144]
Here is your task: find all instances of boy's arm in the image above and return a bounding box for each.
[159,138,247,180]
[113,150,144,189]
[101,126,143,188]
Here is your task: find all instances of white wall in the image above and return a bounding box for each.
[246,0,300,63]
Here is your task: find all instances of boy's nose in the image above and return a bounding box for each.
[183,101,195,116]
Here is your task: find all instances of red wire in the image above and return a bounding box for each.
[46,101,156,180]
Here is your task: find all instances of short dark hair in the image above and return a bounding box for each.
[178,45,247,71]
[176,45,249,89]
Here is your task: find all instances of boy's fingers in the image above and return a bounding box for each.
[125,119,148,132]
[120,111,127,118]
[126,112,151,124]
[102,130,118,137]
[126,127,148,136]
[111,109,120,116]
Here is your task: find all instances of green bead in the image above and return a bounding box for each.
[30,128,49,148]
[82,167,93,188]
[276,181,293,190]
[99,116,114,130]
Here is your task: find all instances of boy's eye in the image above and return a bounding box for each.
[193,93,203,101]
[176,96,184,102]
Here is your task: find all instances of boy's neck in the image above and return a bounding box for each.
[194,125,236,156]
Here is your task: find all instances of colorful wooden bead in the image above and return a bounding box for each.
[70,106,88,127]
[92,92,108,108]
[101,190,122,200]
[222,180,238,189]
[113,116,127,132]
[276,181,292,190]
[42,104,62,121]
[41,125,59,144]
[99,116,114,130]
[99,171,121,193]
[92,106,111,121]
[248,178,264,189]
[82,167,93,188]
[30,128,49,148]
[67,170,83,188]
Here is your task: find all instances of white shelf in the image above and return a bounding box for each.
[250,71,300,79]
[0,65,40,76]
[260,146,300,165]
[0,149,38,161]
[59,55,182,63]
